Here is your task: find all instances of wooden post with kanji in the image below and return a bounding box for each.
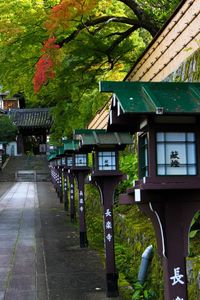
[68,170,76,223]
[91,174,124,297]
[73,129,133,297]
[63,167,69,211]
[72,168,90,248]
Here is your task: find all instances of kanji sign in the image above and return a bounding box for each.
[170,267,184,286]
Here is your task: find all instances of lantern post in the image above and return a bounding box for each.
[0,143,4,169]
[75,129,132,297]
[47,146,57,189]
[100,81,200,300]
[53,158,59,196]
[68,169,75,222]
[51,161,56,188]
[48,146,64,202]
[70,144,91,248]
[63,153,75,212]
[56,147,64,204]
[60,155,67,208]
[61,140,71,211]
[63,137,91,246]
[63,140,80,223]
[62,154,72,212]
[47,153,54,185]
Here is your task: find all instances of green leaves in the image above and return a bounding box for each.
[0,0,182,143]
[132,282,156,300]
[189,211,200,239]
[0,115,17,142]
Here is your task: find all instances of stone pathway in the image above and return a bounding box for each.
[0,182,38,300]
[0,182,123,300]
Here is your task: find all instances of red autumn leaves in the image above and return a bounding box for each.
[33,0,97,93]
[33,37,60,93]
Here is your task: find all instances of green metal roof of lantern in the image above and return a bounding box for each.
[99,81,200,114]
[47,147,57,161]
[73,129,132,149]
[63,139,80,153]
[47,148,57,161]
[47,153,57,161]
[57,145,64,156]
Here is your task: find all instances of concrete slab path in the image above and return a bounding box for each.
[0,182,123,300]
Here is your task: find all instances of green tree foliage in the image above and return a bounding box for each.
[0,115,17,142]
[0,0,181,142]
[0,0,60,101]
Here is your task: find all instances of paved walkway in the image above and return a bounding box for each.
[0,182,123,300]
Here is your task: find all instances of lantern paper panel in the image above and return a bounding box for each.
[98,151,116,170]
[75,154,87,167]
[66,156,73,167]
[156,132,197,175]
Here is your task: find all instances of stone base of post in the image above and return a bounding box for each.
[106,273,119,297]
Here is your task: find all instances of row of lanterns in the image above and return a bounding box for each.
[48,80,200,300]
[48,129,132,297]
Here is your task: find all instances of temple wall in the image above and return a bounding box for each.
[164,48,200,82]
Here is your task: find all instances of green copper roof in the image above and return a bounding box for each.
[63,139,79,153]
[47,147,57,161]
[74,129,132,149]
[48,153,57,161]
[57,145,64,156]
[47,149,57,161]
[100,81,200,114]
[48,140,80,159]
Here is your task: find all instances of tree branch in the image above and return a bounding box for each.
[105,25,139,69]
[119,0,160,36]
[85,16,140,27]
[106,25,138,54]
[58,16,141,47]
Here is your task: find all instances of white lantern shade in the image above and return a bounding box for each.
[156,132,197,175]
[66,156,73,167]
[75,154,87,167]
[98,151,117,170]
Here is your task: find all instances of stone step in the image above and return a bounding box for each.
[0,155,50,182]
[15,170,36,182]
